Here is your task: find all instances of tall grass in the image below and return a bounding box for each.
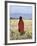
[10,19,32,40]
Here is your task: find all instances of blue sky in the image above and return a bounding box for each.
[10,5,32,19]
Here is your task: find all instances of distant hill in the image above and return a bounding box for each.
[10,17,19,19]
[10,17,32,20]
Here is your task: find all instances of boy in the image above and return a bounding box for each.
[18,16,24,35]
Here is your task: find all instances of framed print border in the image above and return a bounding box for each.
[5,1,36,45]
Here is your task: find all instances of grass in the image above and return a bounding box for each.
[10,19,32,40]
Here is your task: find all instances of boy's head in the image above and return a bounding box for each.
[19,16,22,20]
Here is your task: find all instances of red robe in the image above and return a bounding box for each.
[18,20,24,32]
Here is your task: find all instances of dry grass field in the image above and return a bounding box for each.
[10,19,32,40]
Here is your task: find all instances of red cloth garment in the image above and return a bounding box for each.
[18,20,24,32]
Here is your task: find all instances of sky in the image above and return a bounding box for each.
[10,5,32,19]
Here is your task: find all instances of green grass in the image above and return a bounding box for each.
[10,19,32,40]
